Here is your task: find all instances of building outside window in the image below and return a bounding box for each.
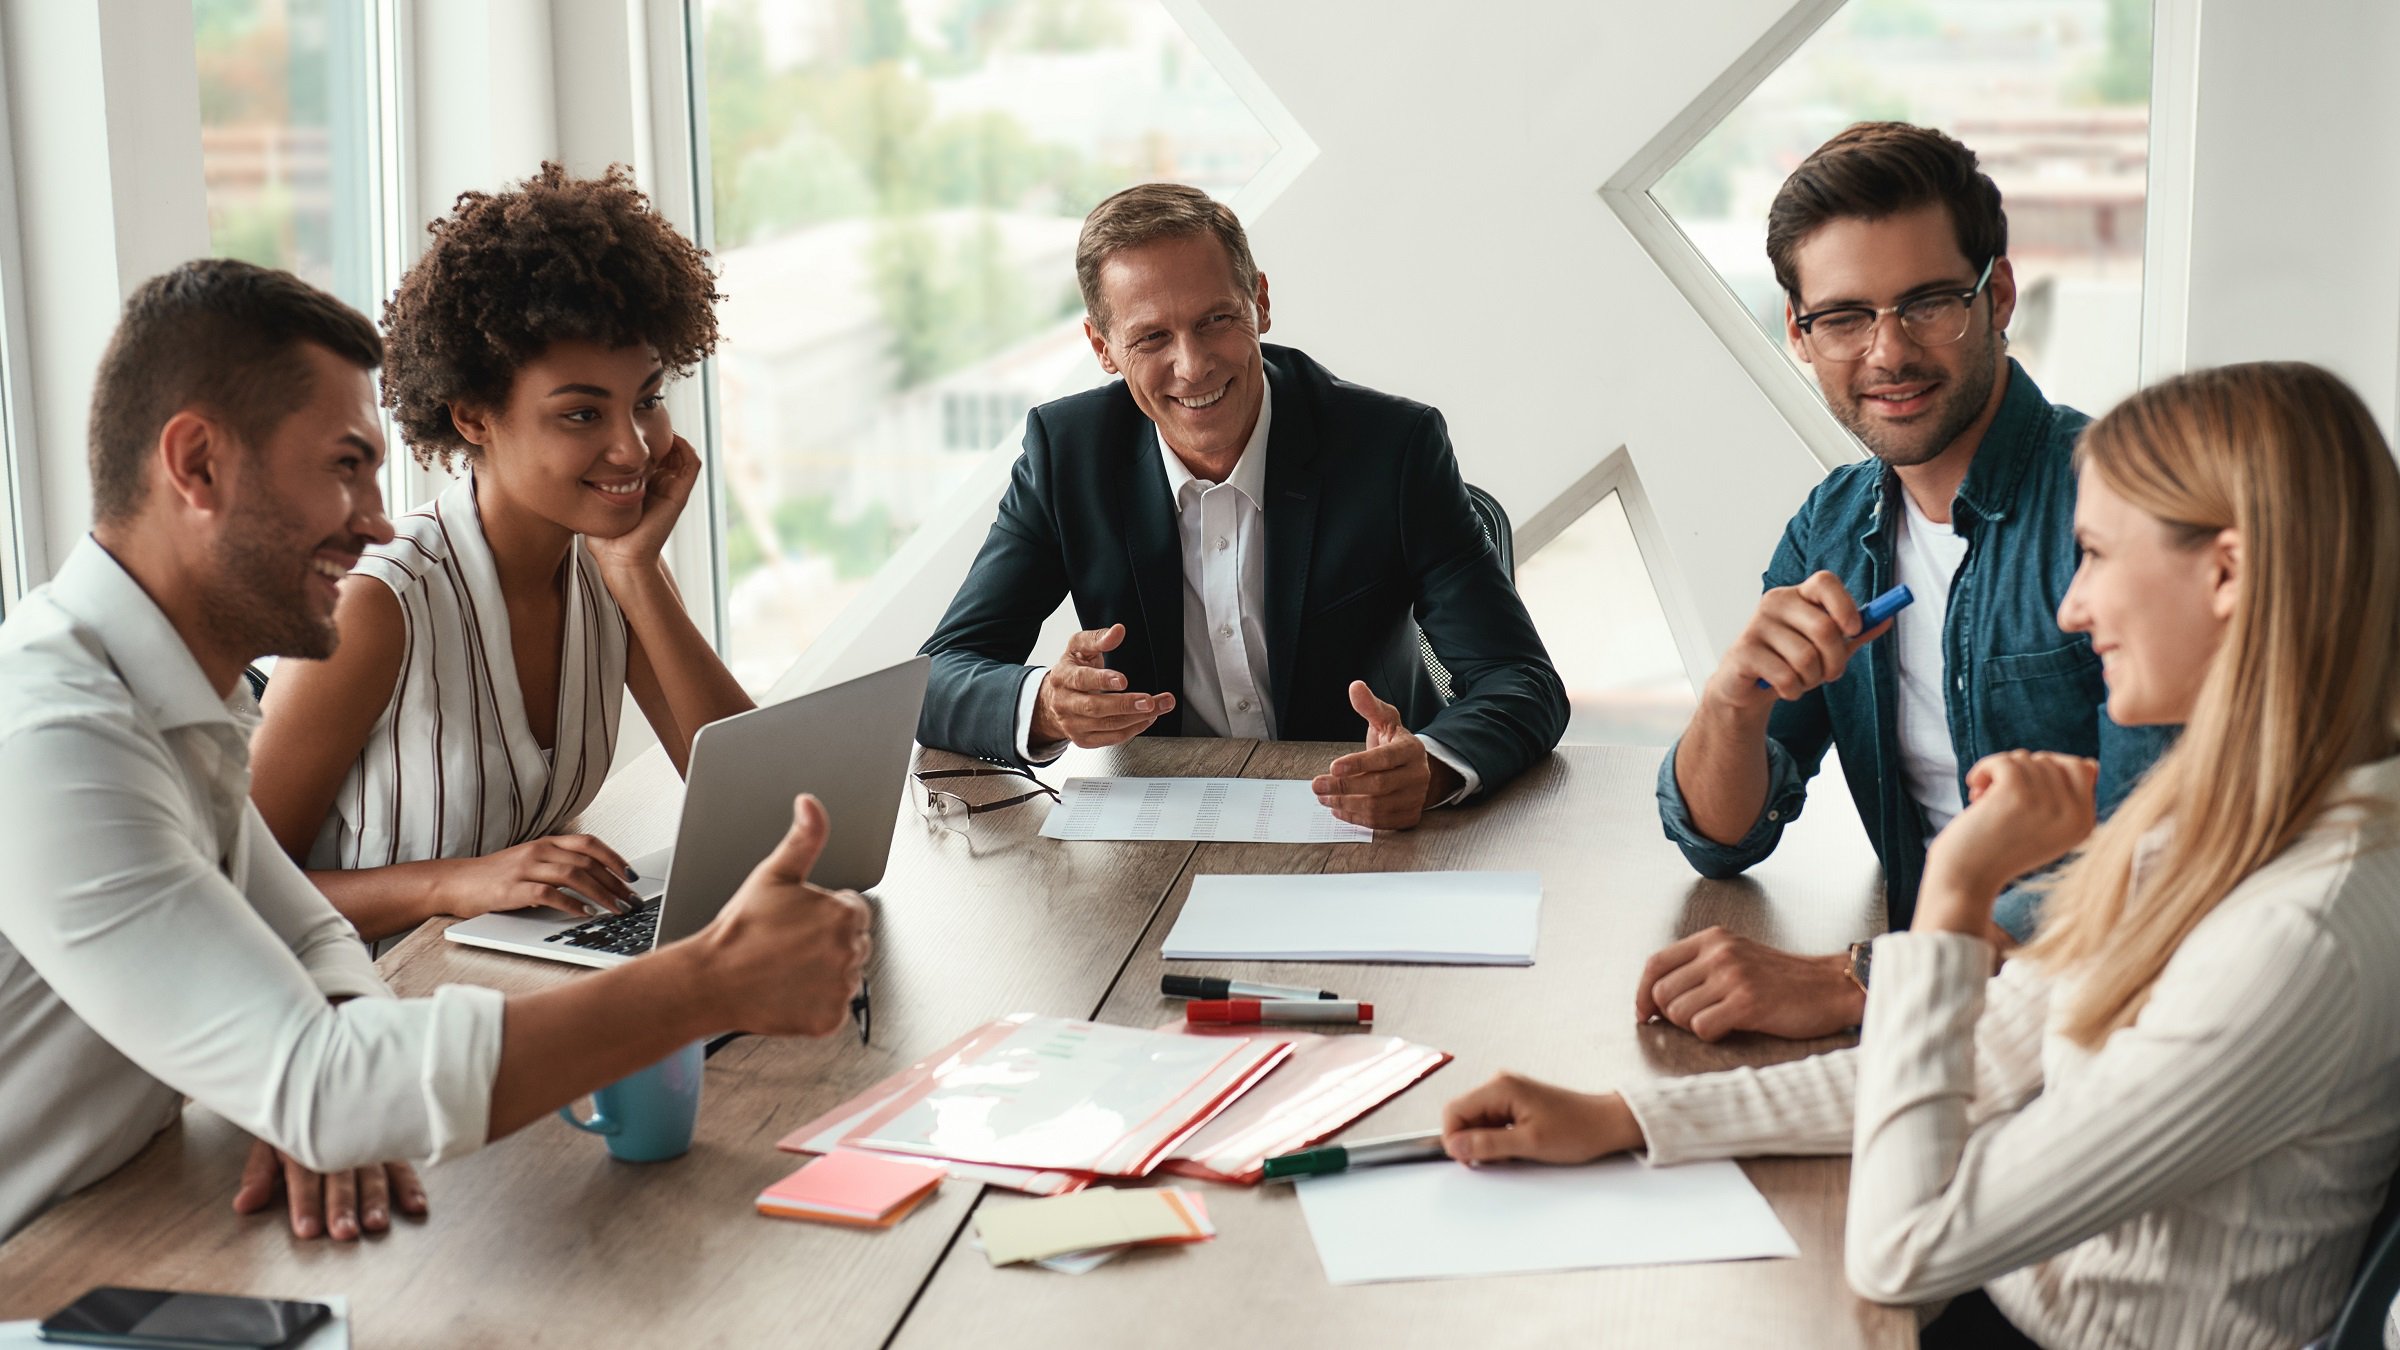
[698,0,1281,690]
[194,0,386,330]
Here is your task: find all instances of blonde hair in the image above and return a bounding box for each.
[2026,362,2400,1047]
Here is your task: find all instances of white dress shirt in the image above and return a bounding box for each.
[0,538,504,1241]
[1014,383,1477,800]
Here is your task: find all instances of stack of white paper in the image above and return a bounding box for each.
[1296,1158,1798,1284]
[1161,870,1541,964]
[1039,777,1372,843]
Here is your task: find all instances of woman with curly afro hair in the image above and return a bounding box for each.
[250,163,754,943]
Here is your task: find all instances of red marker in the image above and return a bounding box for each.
[1186,999,1373,1026]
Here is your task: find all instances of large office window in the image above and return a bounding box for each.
[194,0,385,322]
[697,0,1281,690]
[196,0,396,516]
[1654,0,2152,419]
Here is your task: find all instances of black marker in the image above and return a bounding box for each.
[1162,974,1339,1001]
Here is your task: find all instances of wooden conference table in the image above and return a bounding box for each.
[0,739,1908,1348]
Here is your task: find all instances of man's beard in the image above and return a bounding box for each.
[205,501,343,663]
[1829,329,2001,469]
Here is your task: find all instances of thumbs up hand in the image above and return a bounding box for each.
[1309,681,1455,831]
[698,794,873,1038]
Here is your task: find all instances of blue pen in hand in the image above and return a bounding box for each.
[1756,584,1914,693]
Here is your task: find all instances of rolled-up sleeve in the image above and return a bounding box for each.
[1653,504,1833,878]
[1654,729,1815,878]
[0,719,503,1172]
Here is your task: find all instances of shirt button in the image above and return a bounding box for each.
[1236,699,1251,713]
[1215,536,1229,551]
[1219,623,1233,638]
[1955,676,1966,691]
[1766,810,1780,822]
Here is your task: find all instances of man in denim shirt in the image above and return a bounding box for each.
[1640,123,2174,1043]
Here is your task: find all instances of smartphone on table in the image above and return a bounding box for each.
[38,1287,331,1350]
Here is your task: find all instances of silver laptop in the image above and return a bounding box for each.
[444,655,931,969]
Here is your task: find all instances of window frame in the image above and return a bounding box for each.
[673,0,733,652]
[369,0,425,516]
[0,41,40,611]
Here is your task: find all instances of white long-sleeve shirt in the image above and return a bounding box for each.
[0,538,504,1241]
[1622,756,2400,1349]
[1013,382,1477,800]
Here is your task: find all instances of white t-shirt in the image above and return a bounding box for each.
[1892,490,1970,834]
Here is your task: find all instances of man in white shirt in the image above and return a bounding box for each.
[918,184,1567,828]
[0,260,871,1243]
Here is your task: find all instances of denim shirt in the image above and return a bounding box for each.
[1655,360,2176,935]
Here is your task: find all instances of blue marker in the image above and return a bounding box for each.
[1756,584,1914,692]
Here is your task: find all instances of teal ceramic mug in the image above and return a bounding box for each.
[558,1041,704,1162]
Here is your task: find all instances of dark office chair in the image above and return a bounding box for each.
[1418,484,1516,705]
[2321,1177,2400,1350]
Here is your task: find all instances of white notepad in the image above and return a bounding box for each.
[1039,777,1372,843]
[1296,1158,1798,1284]
[1161,870,1541,964]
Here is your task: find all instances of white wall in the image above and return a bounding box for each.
[2171,0,2400,436]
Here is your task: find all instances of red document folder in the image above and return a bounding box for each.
[779,1014,1292,1182]
[1159,1025,1452,1184]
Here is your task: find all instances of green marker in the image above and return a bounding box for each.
[1261,1129,1448,1181]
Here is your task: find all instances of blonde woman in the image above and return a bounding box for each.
[1442,362,2400,1348]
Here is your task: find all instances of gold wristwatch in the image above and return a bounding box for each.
[1845,940,1873,996]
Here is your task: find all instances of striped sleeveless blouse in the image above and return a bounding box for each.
[307,473,629,870]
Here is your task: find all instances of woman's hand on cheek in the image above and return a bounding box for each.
[591,435,701,573]
[1918,751,2099,933]
[647,434,701,516]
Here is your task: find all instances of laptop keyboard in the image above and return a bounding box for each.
[545,899,661,955]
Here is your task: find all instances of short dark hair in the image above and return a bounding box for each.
[88,259,382,524]
[381,162,724,469]
[1075,183,1259,338]
[1765,122,2008,304]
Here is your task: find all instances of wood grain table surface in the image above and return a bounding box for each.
[0,739,1909,1349]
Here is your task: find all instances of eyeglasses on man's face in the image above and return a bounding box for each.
[909,766,1059,835]
[1792,256,1997,363]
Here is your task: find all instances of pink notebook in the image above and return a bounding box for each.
[756,1149,945,1228]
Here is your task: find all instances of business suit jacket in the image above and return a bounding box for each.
[918,344,1568,793]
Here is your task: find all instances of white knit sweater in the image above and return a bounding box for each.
[1620,756,2400,1350]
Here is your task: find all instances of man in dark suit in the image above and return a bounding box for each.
[918,184,1566,829]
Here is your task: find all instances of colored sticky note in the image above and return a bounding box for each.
[757,1149,945,1227]
[974,1188,1203,1266]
